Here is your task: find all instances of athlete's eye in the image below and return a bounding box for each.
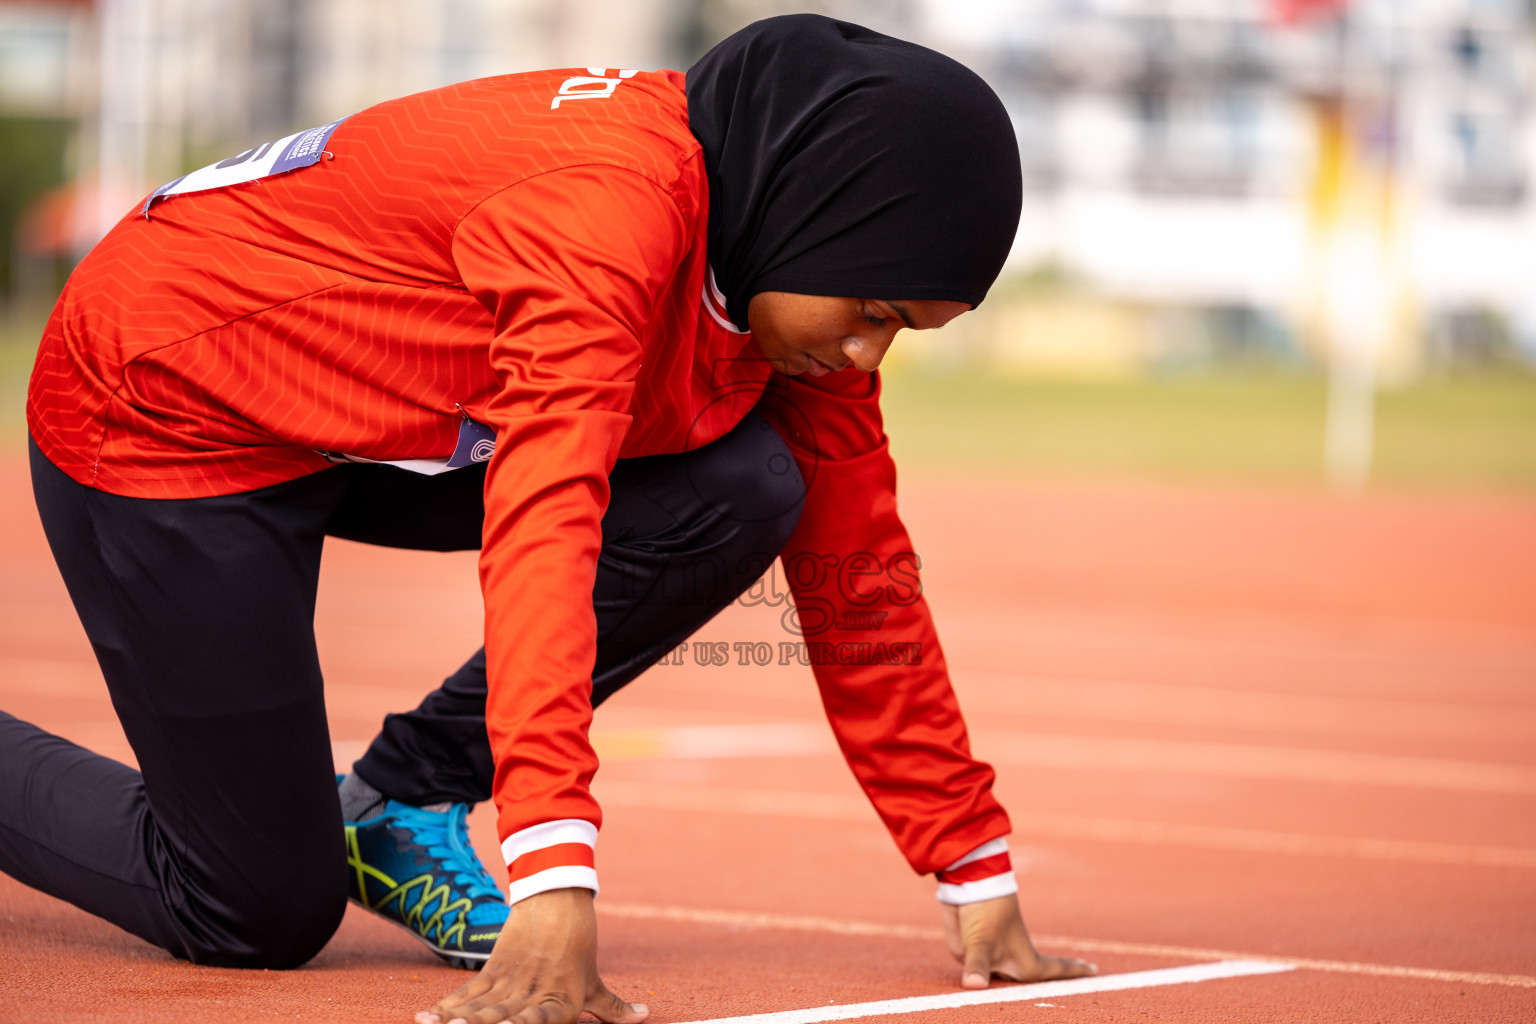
[860,305,887,327]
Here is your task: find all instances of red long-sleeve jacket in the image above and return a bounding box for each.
[28,68,1014,903]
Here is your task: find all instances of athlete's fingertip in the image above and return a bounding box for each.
[960,971,989,990]
[415,1014,441,1024]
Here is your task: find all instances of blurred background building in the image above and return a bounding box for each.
[0,0,1532,484]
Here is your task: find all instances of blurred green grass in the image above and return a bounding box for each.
[880,366,1536,490]
[2,320,1533,490]
[0,320,40,441]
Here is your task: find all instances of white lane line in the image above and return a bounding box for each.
[1004,810,1536,870]
[975,731,1536,795]
[595,903,1536,990]
[1041,935,1536,990]
[591,779,1536,870]
[586,723,1536,794]
[669,961,1295,1024]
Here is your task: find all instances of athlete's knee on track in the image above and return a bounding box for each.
[176,862,347,969]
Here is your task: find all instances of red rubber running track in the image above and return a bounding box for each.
[1,460,1532,1022]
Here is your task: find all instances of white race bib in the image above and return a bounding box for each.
[143,118,348,215]
[317,416,497,477]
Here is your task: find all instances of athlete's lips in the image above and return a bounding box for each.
[804,353,841,376]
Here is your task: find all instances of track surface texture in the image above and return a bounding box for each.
[1,459,1533,1022]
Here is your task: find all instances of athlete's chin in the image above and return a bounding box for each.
[760,354,799,376]
[757,347,814,377]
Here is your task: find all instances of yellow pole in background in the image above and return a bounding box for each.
[1303,28,1398,490]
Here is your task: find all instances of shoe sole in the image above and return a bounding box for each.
[347,894,493,971]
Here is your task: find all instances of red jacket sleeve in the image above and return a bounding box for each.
[757,369,1012,877]
[452,167,687,902]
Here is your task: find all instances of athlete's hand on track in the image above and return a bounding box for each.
[942,893,1098,989]
[416,888,646,1024]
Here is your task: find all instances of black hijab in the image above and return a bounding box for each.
[686,14,1023,330]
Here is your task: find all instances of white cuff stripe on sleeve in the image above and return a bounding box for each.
[944,837,1009,873]
[505,864,600,906]
[500,818,598,866]
[936,870,1018,905]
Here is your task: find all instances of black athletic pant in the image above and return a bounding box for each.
[0,414,802,968]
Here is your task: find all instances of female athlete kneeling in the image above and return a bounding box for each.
[4,14,1094,1023]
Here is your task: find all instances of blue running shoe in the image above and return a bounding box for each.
[339,775,508,969]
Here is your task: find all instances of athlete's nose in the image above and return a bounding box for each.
[841,329,896,373]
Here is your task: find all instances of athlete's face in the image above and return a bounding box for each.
[746,292,971,377]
